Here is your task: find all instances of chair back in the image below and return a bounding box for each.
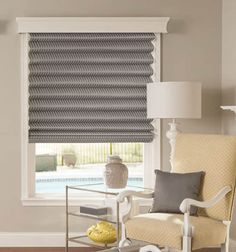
[172,133,236,221]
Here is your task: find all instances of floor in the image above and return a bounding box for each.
[0,248,220,252]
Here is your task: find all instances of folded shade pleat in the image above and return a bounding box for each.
[29,132,154,143]
[30,121,153,131]
[29,75,152,86]
[29,52,154,64]
[29,98,146,110]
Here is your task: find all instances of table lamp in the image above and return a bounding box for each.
[147,82,202,166]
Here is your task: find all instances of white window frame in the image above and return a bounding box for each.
[17,17,169,206]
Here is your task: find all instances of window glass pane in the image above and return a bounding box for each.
[35,143,144,194]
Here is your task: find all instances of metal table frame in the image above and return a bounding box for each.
[66,183,146,252]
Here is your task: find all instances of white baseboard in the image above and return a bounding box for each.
[0,232,85,247]
[1,232,236,249]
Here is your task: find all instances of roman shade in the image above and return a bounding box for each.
[28,33,156,143]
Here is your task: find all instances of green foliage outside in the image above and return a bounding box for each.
[36,154,57,171]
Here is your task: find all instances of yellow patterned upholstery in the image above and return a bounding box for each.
[125,213,227,250]
[172,133,236,220]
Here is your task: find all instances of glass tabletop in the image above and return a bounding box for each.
[66,183,153,196]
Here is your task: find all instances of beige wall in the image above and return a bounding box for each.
[222,0,236,241]
[161,0,222,171]
[0,0,222,234]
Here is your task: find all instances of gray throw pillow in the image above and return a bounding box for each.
[151,170,204,215]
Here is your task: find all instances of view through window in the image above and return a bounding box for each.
[35,143,144,193]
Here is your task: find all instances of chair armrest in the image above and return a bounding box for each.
[180,185,232,213]
[116,190,154,203]
[116,189,154,225]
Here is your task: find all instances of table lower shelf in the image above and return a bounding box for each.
[68,234,117,249]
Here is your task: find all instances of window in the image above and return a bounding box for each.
[35,143,144,194]
[18,17,169,205]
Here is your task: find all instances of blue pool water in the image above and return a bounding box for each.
[36,177,143,193]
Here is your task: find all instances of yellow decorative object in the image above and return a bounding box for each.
[86,221,117,245]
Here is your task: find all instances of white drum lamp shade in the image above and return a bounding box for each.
[147,82,202,119]
[147,81,202,167]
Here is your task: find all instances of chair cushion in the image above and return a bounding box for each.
[151,170,204,215]
[125,213,227,250]
[172,134,236,220]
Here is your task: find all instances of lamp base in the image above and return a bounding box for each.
[166,119,181,168]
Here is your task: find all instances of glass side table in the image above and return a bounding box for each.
[65,183,152,252]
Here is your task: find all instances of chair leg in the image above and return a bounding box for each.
[221,221,230,252]
[119,238,132,247]
[139,245,161,252]
[182,235,192,252]
[221,241,229,252]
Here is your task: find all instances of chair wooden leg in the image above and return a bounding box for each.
[182,236,192,252]
[119,238,132,247]
[221,241,229,252]
[139,245,161,252]
[221,221,230,252]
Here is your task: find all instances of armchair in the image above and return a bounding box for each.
[117,134,236,252]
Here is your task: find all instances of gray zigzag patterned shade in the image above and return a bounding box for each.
[28,33,156,143]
